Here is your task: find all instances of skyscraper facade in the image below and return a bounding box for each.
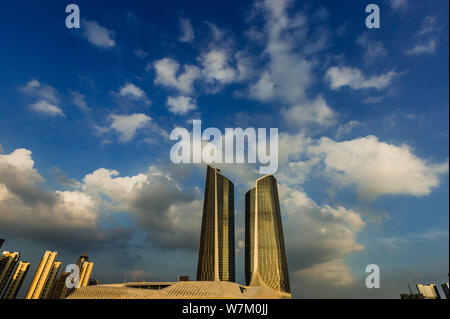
[2,261,30,299]
[197,165,235,282]
[40,261,61,299]
[0,251,20,296]
[245,175,290,294]
[25,251,59,299]
[48,271,70,299]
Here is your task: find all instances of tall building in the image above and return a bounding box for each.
[441,282,449,299]
[2,261,30,299]
[0,251,20,296]
[197,165,235,282]
[40,261,61,299]
[48,271,70,299]
[245,175,290,294]
[25,251,59,299]
[79,260,94,288]
[416,283,441,299]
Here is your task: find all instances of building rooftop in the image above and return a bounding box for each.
[66,281,291,299]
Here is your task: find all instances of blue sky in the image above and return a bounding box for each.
[0,0,448,298]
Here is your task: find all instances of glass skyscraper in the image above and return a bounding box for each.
[245,175,290,293]
[197,165,235,282]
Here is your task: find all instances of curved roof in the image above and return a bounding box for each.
[66,281,291,299]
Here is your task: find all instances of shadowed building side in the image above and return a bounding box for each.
[197,165,235,282]
[245,175,290,294]
[245,188,255,286]
[2,261,30,299]
[0,252,20,296]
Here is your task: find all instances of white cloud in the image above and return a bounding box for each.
[281,95,336,127]
[21,79,59,104]
[82,19,116,48]
[0,148,128,249]
[279,184,365,286]
[246,0,315,104]
[417,16,437,36]
[336,120,362,138]
[133,49,149,58]
[325,66,399,90]
[406,39,436,56]
[29,100,65,117]
[109,113,152,142]
[166,96,197,115]
[21,79,64,116]
[83,168,147,204]
[389,0,408,11]
[179,18,195,43]
[119,83,146,99]
[296,259,356,286]
[308,135,449,200]
[356,33,387,63]
[248,71,275,101]
[153,57,200,94]
[199,49,237,86]
[82,165,203,249]
[69,90,91,113]
[407,17,437,56]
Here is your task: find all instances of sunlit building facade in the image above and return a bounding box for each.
[2,261,30,299]
[25,251,59,299]
[245,175,290,294]
[197,165,235,282]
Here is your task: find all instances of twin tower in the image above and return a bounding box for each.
[196,165,290,294]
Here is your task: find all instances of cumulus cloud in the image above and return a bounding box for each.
[245,0,316,104]
[21,79,59,104]
[29,100,65,117]
[109,113,152,142]
[82,166,203,250]
[153,58,200,94]
[335,120,362,138]
[296,259,356,286]
[21,79,64,116]
[248,71,275,102]
[111,83,151,108]
[199,49,237,87]
[82,19,116,48]
[0,148,130,250]
[325,66,399,90]
[179,18,195,43]
[166,96,197,115]
[308,136,449,200]
[279,184,365,286]
[281,95,336,127]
